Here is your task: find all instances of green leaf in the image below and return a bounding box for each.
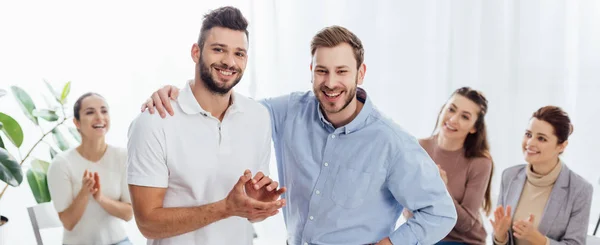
[52,128,69,151]
[0,89,6,98]
[42,94,59,110]
[26,168,51,203]
[43,79,61,103]
[32,109,59,122]
[0,148,23,187]
[0,112,24,148]
[68,127,81,143]
[49,147,58,159]
[0,125,4,149]
[60,81,71,105]
[10,86,38,125]
[30,159,50,173]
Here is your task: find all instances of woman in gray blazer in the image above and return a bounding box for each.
[490,106,593,245]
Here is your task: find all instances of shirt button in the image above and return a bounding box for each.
[304,243,308,245]
[331,134,336,139]
[315,190,321,195]
[309,216,314,220]
[324,162,329,167]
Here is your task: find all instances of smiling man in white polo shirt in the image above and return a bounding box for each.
[126,6,285,245]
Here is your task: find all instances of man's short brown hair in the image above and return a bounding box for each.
[310,25,364,69]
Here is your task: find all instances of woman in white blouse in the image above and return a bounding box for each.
[48,92,133,245]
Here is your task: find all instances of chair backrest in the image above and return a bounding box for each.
[27,202,62,245]
[588,235,600,245]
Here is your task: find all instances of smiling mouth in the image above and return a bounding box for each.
[214,67,237,76]
[525,149,540,154]
[323,91,342,98]
[92,124,106,129]
[444,122,458,131]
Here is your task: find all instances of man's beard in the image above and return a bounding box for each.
[199,58,243,95]
[314,76,358,114]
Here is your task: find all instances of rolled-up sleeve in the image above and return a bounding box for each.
[260,94,290,139]
[126,112,168,188]
[386,140,457,245]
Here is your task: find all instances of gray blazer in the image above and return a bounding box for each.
[495,162,593,245]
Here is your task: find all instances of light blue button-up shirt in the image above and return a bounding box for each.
[261,88,457,245]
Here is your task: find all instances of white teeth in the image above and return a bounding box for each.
[526,149,539,154]
[92,124,105,129]
[219,70,233,76]
[325,92,341,97]
[445,123,457,131]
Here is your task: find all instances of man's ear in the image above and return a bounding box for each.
[357,63,367,85]
[191,43,201,63]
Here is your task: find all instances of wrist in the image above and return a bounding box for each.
[217,199,233,219]
[77,189,89,199]
[95,194,106,204]
[494,232,508,243]
[534,231,547,245]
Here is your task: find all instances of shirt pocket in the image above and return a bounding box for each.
[330,167,373,209]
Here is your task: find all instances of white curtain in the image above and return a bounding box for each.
[0,1,598,244]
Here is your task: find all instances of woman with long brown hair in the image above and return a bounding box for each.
[406,87,494,245]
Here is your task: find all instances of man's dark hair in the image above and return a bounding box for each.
[197,6,249,49]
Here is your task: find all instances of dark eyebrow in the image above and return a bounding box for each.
[537,133,548,137]
[85,106,107,111]
[449,103,473,116]
[210,43,247,53]
[210,43,227,48]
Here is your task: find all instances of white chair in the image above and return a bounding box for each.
[588,235,600,245]
[27,202,62,245]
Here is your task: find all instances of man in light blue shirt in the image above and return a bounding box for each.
[144,25,457,245]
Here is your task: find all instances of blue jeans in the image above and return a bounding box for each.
[435,242,467,245]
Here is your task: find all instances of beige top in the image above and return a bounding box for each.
[513,163,561,245]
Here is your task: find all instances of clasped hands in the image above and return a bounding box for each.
[224,169,286,222]
[490,205,547,244]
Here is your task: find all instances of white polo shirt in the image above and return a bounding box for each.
[126,82,272,245]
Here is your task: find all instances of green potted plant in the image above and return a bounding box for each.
[0,81,81,236]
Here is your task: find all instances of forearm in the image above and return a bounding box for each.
[97,196,133,221]
[451,198,481,232]
[390,206,457,244]
[59,192,89,230]
[136,199,230,239]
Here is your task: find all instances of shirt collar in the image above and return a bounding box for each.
[178,81,245,116]
[317,87,373,134]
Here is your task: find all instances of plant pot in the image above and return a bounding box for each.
[0,215,8,245]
